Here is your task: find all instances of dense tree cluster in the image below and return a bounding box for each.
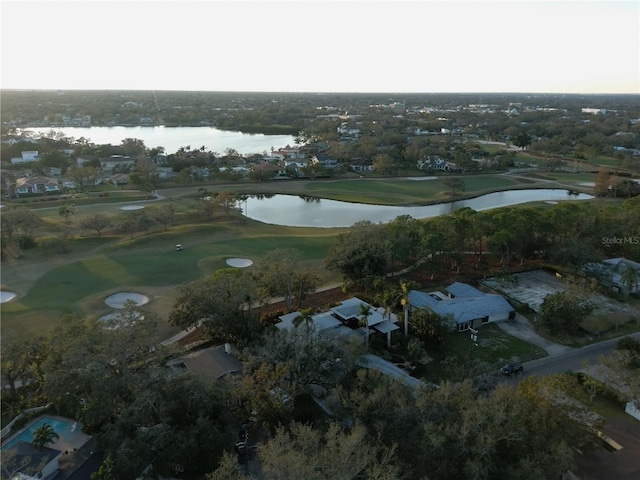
[325,200,640,295]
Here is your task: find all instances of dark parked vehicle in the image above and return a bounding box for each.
[500,362,523,375]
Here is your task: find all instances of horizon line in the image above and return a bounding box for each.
[2,88,639,96]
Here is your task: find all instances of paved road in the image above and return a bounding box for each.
[522,332,640,379]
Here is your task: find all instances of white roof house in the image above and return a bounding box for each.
[276,298,399,342]
[276,311,342,332]
[10,151,39,164]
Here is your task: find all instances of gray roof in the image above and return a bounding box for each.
[409,283,513,325]
[446,282,485,298]
[182,346,242,380]
[407,290,439,309]
[603,258,640,290]
[428,295,513,323]
[603,258,640,274]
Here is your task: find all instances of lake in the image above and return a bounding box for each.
[20,126,298,155]
[242,189,594,228]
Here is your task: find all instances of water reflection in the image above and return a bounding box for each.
[243,189,593,228]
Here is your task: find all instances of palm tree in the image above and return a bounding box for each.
[379,291,395,349]
[58,204,76,224]
[620,264,639,301]
[358,303,372,345]
[31,423,60,450]
[293,307,315,343]
[397,282,411,337]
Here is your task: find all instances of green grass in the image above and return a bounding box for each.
[0,172,599,342]
[421,323,547,383]
[1,217,342,339]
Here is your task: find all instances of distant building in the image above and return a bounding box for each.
[15,176,60,194]
[10,151,39,164]
[581,108,607,115]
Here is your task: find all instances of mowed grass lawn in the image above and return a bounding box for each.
[298,175,521,204]
[1,219,343,339]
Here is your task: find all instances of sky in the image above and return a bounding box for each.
[1,0,639,94]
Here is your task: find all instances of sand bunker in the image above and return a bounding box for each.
[226,258,254,268]
[120,205,145,211]
[0,291,17,303]
[98,311,144,329]
[406,176,438,181]
[104,292,149,308]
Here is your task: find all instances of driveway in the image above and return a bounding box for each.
[357,354,425,389]
[496,313,573,356]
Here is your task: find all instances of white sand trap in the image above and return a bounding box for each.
[406,176,438,181]
[545,201,558,205]
[0,291,17,303]
[226,257,253,268]
[98,311,144,329]
[121,205,145,211]
[579,182,595,187]
[104,292,149,308]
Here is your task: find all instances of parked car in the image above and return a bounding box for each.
[500,362,523,375]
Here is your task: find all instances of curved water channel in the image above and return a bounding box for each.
[242,189,593,228]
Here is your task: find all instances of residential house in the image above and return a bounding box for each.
[409,282,514,332]
[10,151,40,165]
[417,156,456,172]
[284,159,308,171]
[349,160,374,172]
[110,173,130,186]
[44,166,62,177]
[276,311,343,333]
[337,123,361,136]
[15,177,60,195]
[252,162,286,178]
[299,142,330,158]
[156,166,176,179]
[275,297,399,343]
[76,154,99,166]
[152,154,169,165]
[585,258,640,295]
[99,155,135,172]
[311,154,339,169]
[329,297,400,340]
[181,345,243,383]
[272,145,304,160]
[2,137,38,145]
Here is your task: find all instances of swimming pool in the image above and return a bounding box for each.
[1,416,73,451]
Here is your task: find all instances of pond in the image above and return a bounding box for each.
[242,189,593,228]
